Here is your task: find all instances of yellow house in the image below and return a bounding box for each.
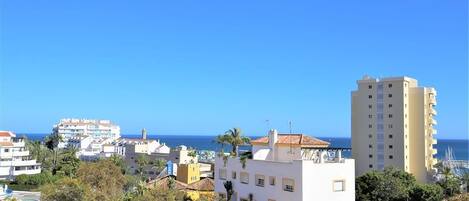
[177,163,200,184]
[185,178,215,201]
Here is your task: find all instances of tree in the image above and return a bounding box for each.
[356,167,416,201]
[44,133,63,170]
[217,128,250,156]
[152,159,167,174]
[437,166,461,197]
[108,154,127,174]
[214,134,230,153]
[55,148,81,177]
[77,160,126,201]
[40,177,92,201]
[411,183,444,201]
[135,154,149,179]
[223,181,234,201]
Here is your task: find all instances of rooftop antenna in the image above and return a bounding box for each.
[289,120,293,157]
[289,121,292,134]
[265,119,270,130]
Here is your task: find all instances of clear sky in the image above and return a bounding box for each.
[0,1,467,139]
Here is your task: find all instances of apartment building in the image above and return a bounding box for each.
[351,76,437,183]
[53,118,120,148]
[214,129,355,201]
[0,131,41,180]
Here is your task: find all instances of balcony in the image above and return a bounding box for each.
[429,108,437,116]
[11,159,38,166]
[12,150,30,157]
[431,138,437,145]
[429,128,437,135]
[430,118,437,125]
[431,148,437,155]
[12,141,25,147]
[429,97,436,105]
[13,168,41,176]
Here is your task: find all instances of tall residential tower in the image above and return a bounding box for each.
[351,76,437,183]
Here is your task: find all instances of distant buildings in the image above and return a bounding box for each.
[0,131,41,180]
[53,118,120,148]
[351,76,437,183]
[215,129,355,201]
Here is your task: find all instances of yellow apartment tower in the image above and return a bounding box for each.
[352,76,437,183]
[176,163,201,184]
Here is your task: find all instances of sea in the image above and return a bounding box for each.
[22,134,469,161]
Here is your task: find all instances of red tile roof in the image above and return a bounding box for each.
[251,134,330,147]
[0,131,14,137]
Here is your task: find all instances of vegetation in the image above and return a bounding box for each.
[223,180,234,201]
[356,167,444,201]
[216,128,250,156]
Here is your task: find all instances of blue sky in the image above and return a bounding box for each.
[0,1,467,139]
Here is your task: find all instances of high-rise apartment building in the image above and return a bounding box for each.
[351,76,437,183]
[53,118,120,148]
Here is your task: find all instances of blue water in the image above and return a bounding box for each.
[22,134,468,160]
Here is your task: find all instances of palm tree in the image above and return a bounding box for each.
[44,133,63,170]
[214,135,230,153]
[136,154,149,179]
[223,128,250,156]
[152,159,167,174]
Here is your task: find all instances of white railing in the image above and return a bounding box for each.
[13,168,41,176]
[12,151,30,157]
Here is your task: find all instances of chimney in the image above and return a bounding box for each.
[268,129,278,148]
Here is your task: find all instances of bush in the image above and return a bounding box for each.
[411,183,444,201]
[15,171,58,186]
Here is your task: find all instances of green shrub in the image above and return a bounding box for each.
[411,183,444,201]
[15,171,57,186]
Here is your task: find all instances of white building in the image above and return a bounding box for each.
[0,131,41,180]
[215,129,355,201]
[53,118,120,148]
[352,76,437,183]
[168,145,198,165]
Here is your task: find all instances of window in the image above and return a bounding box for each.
[368,105,372,109]
[405,114,407,118]
[240,172,249,184]
[219,169,227,180]
[231,171,237,179]
[405,93,407,97]
[269,176,276,186]
[368,85,372,89]
[389,155,393,159]
[368,114,372,118]
[388,124,393,129]
[369,154,373,158]
[389,134,393,139]
[389,145,393,149]
[388,94,392,98]
[389,104,392,108]
[369,144,372,148]
[255,174,265,187]
[268,199,276,201]
[333,180,345,192]
[218,193,226,199]
[368,95,372,99]
[368,134,372,138]
[4,149,9,152]
[389,114,393,118]
[283,178,295,192]
[388,84,392,88]
[369,164,373,168]
[240,198,249,201]
[405,104,407,108]
[369,124,372,128]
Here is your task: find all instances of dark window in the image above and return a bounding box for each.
[368,95,372,99]
[389,145,393,149]
[368,85,372,89]
[389,155,393,159]
[389,134,393,139]
[369,155,373,158]
[368,114,372,118]
[369,144,372,148]
[369,124,372,128]
[369,164,373,168]
[389,114,393,118]
[389,104,392,108]
[388,94,392,98]
[368,105,372,109]
[388,84,392,88]
[388,124,393,129]
[368,134,372,138]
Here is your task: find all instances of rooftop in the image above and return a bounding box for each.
[0,131,15,137]
[251,133,330,147]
